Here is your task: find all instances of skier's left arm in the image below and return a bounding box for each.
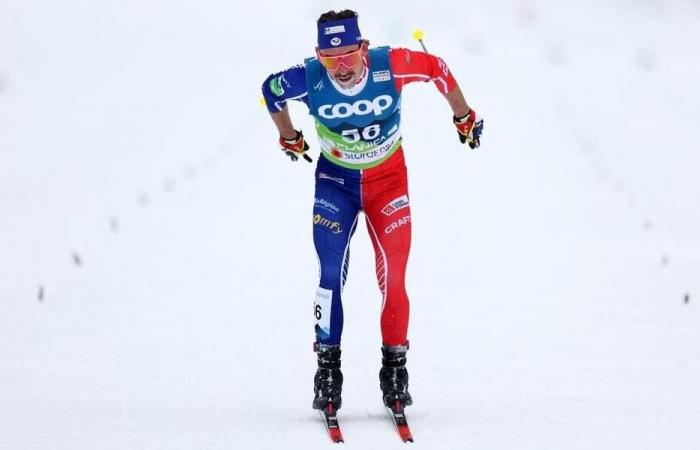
[390,48,484,149]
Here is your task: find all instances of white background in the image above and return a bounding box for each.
[1,0,699,448]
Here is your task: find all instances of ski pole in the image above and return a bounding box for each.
[412,29,479,148]
[412,29,429,53]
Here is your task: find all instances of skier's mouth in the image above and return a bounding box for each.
[335,72,354,83]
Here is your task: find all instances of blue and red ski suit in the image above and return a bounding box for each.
[262,46,458,346]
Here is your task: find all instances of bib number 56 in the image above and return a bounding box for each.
[341,124,381,143]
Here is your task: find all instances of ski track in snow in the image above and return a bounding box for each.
[1,1,699,449]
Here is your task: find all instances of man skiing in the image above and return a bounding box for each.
[261,10,483,417]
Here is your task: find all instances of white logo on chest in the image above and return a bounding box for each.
[318,95,393,119]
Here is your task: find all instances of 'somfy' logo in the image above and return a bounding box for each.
[313,214,343,234]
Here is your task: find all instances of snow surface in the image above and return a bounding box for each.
[1,0,700,449]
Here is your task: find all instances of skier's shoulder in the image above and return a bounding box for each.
[387,47,426,70]
[263,64,307,92]
[261,63,309,112]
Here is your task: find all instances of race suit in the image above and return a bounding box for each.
[262,46,457,346]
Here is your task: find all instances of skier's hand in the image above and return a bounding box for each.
[453,110,484,149]
[279,130,312,162]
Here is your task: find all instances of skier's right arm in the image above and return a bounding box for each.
[261,66,311,160]
[389,48,484,149]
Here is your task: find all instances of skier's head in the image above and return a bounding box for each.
[316,10,368,89]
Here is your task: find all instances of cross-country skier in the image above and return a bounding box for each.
[261,9,484,414]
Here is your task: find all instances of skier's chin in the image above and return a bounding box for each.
[333,72,357,88]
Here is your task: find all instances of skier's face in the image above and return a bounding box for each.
[317,42,367,88]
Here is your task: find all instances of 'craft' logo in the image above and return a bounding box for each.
[314,214,343,234]
[385,215,411,234]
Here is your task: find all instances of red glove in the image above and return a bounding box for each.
[279,130,312,162]
[453,110,484,149]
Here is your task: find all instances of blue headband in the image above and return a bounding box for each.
[317,16,362,49]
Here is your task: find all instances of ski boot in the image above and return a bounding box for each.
[312,343,343,410]
[379,342,413,408]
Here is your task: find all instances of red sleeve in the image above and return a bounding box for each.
[389,47,458,94]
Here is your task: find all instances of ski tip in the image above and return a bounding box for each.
[327,423,344,443]
[329,430,344,443]
[399,429,414,443]
[390,400,414,443]
[321,403,344,443]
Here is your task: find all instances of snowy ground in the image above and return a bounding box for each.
[1,1,699,449]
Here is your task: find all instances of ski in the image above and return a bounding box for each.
[387,400,414,443]
[320,403,344,443]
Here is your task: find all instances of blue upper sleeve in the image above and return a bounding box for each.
[261,65,309,113]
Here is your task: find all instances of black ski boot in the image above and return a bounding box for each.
[379,343,413,407]
[312,343,343,410]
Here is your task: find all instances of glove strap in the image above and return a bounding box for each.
[453,110,476,134]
